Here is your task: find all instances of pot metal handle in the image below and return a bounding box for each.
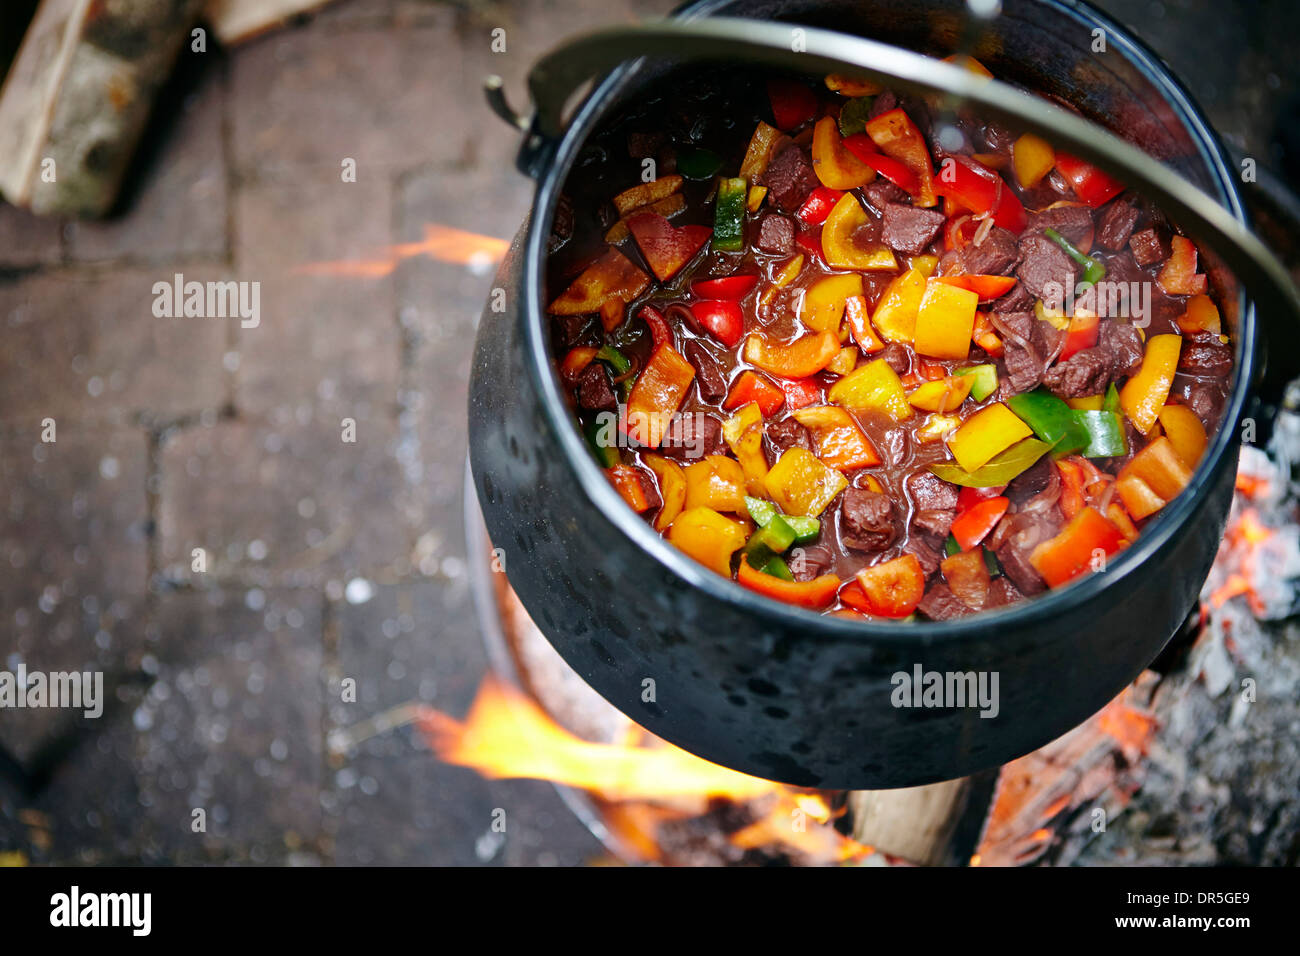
[487,16,1300,416]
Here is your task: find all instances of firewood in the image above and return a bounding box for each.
[0,0,205,218]
[203,0,339,46]
[849,777,972,866]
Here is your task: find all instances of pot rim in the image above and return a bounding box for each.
[518,0,1256,647]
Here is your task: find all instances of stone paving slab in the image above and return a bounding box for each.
[158,414,407,588]
[0,203,63,269]
[0,268,230,427]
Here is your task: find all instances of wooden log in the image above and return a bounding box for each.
[204,0,338,46]
[0,0,204,218]
[849,777,972,866]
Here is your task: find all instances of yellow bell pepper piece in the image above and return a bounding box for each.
[811,116,877,189]
[1012,133,1055,189]
[870,268,927,344]
[1119,334,1182,435]
[739,121,782,181]
[668,507,748,577]
[906,254,939,278]
[722,402,770,496]
[746,185,768,213]
[946,403,1033,472]
[822,193,899,272]
[763,448,848,517]
[683,455,748,514]
[908,375,973,413]
[828,346,858,376]
[1066,395,1105,411]
[914,280,977,361]
[800,273,863,334]
[827,358,912,422]
[824,73,883,96]
[1157,403,1208,468]
[644,455,686,532]
[759,253,805,312]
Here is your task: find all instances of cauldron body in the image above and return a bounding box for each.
[468,0,1252,789]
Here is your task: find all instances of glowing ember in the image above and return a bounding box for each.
[415,675,874,864]
[296,224,509,277]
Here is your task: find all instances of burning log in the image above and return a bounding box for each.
[0,0,205,218]
[848,779,973,866]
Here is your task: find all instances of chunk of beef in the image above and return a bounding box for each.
[912,509,955,539]
[658,414,725,460]
[576,363,617,411]
[991,281,1034,313]
[862,178,909,212]
[760,143,819,212]
[1016,234,1079,301]
[1096,199,1139,251]
[1099,320,1144,378]
[1025,204,1095,247]
[552,314,598,351]
[1172,377,1225,430]
[1178,331,1232,376]
[1005,455,1054,506]
[903,535,943,577]
[626,131,666,158]
[981,123,1018,153]
[840,487,896,552]
[880,342,911,375]
[790,544,834,582]
[918,580,973,620]
[1128,227,1169,267]
[756,213,795,255]
[1044,346,1110,398]
[869,90,898,119]
[908,471,960,512]
[996,310,1052,394]
[548,194,575,253]
[985,576,1025,608]
[960,226,1020,276]
[994,541,1046,596]
[637,469,663,512]
[880,202,946,254]
[765,417,814,465]
[683,339,727,403]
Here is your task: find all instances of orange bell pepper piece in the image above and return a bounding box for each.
[1056,459,1085,519]
[626,344,694,448]
[606,464,651,512]
[743,331,840,378]
[811,116,877,189]
[1029,506,1126,588]
[844,295,886,354]
[864,108,937,207]
[737,557,841,609]
[941,548,991,610]
[1176,294,1221,335]
[853,554,926,618]
[548,248,651,319]
[1116,436,1193,520]
[791,405,881,471]
[1156,236,1208,296]
[667,507,748,578]
[1157,403,1209,468]
[724,370,785,417]
[559,346,598,385]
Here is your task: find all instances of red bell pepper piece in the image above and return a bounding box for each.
[1056,459,1085,519]
[639,305,674,350]
[779,377,822,411]
[691,274,759,300]
[843,295,885,354]
[957,484,1007,513]
[559,346,598,385]
[1156,236,1208,295]
[841,134,922,196]
[933,274,1019,301]
[944,215,980,251]
[1029,506,1125,587]
[838,580,872,613]
[738,557,841,609]
[1058,311,1100,361]
[1053,152,1124,208]
[766,79,818,131]
[864,108,938,207]
[606,464,652,513]
[950,496,1009,552]
[933,156,1026,232]
[794,232,824,263]
[723,370,785,417]
[852,554,926,618]
[688,299,744,347]
[797,186,845,226]
[626,211,711,282]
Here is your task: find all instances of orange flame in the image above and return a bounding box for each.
[296,224,509,278]
[415,675,874,864]
[1208,507,1275,614]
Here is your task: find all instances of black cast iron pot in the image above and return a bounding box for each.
[468,0,1296,789]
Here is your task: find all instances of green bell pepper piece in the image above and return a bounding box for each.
[930,437,1053,487]
[678,146,724,180]
[1073,409,1128,458]
[712,177,747,252]
[984,548,1001,577]
[746,495,820,543]
[955,364,999,402]
[583,418,620,468]
[784,515,821,542]
[759,555,795,581]
[944,534,961,557]
[1006,388,1090,456]
[1103,381,1121,415]
[1044,227,1106,287]
[595,344,631,376]
[745,496,779,527]
[746,513,796,561]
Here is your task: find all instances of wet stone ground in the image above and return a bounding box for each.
[1,0,1297,865]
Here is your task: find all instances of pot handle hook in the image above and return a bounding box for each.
[491,17,1300,413]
